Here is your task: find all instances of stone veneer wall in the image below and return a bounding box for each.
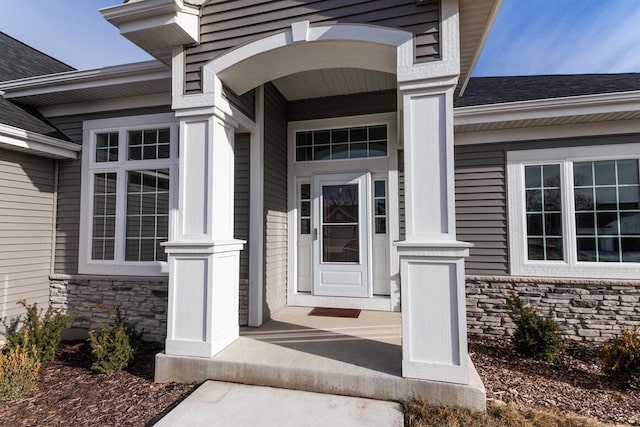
[50,275,250,343]
[466,275,640,342]
[50,275,169,342]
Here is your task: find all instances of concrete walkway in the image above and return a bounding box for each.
[154,381,404,427]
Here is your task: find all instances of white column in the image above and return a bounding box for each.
[396,81,472,385]
[164,109,245,358]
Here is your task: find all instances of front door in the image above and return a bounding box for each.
[312,172,370,297]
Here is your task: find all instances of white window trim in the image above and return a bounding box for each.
[286,112,400,310]
[79,113,178,276]
[508,142,640,279]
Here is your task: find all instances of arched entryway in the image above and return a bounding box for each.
[163,21,474,388]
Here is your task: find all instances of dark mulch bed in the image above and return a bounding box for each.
[1,336,638,426]
[469,335,640,426]
[0,341,197,427]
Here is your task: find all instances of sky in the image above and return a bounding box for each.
[1,0,640,76]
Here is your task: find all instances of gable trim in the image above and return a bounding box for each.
[0,123,80,159]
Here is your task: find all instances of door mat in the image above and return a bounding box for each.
[308,307,361,318]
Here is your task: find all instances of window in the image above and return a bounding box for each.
[299,183,311,235]
[508,144,640,279]
[373,179,387,234]
[80,114,177,276]
[295,125,387,162]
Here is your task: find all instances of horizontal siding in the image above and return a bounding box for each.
[0,148,53,329]
[454,145,507,276]
[288,90,396,121]
[186,0,440,92]
[263,83,288,320]
[235,133,250,325]
[47,106,173,275]
[224,85,255,120]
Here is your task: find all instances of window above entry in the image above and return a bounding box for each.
[79,113,177,276]
[295,124,388,162]
[507,143,640,279]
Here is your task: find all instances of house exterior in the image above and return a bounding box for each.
[1,0,639,406]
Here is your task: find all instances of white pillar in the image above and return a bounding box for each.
[164,108,245,358]
[396,81,472,385]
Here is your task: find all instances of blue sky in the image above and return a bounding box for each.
[1,1,640,76]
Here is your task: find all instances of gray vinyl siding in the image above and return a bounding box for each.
[263,83,288,320]
[235,133,250,325]
[47,106,173,275]
[453,132,640,276]
[0,148,54,327]
[454,145,508,275]
[224,85,255,120]
[288,90,396,122]
[398,149,405,240]
[186,0,440,93]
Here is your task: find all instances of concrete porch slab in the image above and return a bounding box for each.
[156,307,486,410]
[154,381,404,427]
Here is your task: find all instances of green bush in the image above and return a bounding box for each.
[0,328,41,402]
[88,309,141,374]
[507,293,564,361]
[3,300,71,362]
[601,326,640,388]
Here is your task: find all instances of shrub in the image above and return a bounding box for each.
[601,326,640,388]
[3,300,71,362]
[507,293,564,361]
[0,329,41,402]
[88,309,141,374]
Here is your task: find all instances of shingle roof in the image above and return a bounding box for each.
[0,97,70,140]
[456,74,640,107]
[0,32,74,82]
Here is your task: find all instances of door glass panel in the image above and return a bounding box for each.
[323,184,358,223]
[322,184,359,262]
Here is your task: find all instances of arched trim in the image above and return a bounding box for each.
[203,23,414,95]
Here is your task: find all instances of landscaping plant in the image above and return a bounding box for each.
[507,292,563,361]
[0,328,41,402]
[88,308,142,374]
[3,300,71,362]
[601,326,640,388]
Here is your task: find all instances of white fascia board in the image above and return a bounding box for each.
[100,0,197,25]
[0,123,80,159]
[0,61,170,98]
[38,93,172,118]
[454,90,640,126]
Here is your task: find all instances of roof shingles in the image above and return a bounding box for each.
[456,74,640,107]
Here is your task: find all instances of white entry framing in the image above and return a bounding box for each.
[287,112,400,311]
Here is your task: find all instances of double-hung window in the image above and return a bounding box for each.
[80,114,177,276]
[507,143,640,279]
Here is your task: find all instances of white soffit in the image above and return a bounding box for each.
[272,68,397,101]
[0,123,80,159]
[0,61,171,108]
[458,0,502,96]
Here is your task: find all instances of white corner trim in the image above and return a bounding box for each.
[455,90,640,126]
[248,86,265,327]
[0,61,169,98]
[0,123,80,159]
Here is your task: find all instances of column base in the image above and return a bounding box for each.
[163,239,245,358]
[395,240,472,385]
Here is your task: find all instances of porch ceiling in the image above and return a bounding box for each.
[272,68,396,101]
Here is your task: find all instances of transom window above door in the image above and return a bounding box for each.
[295,125,387,162]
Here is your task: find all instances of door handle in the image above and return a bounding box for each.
[313,228,318,240]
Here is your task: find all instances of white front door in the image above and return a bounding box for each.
[312,172,371,297]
